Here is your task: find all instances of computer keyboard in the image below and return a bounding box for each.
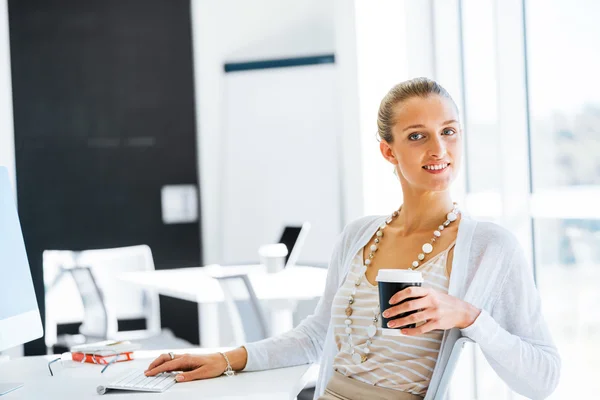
[97,370,177,395]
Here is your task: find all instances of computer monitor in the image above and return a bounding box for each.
[0,166,43,353]
[278,222,310,268]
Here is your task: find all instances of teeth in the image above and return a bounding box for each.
[424,163,448,170]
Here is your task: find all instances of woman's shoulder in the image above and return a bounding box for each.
[467,216,521,252]
[342,215,387,236]
[335,215,387,249]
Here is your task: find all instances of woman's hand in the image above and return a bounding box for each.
[144,347,247,382]
[382,286,481,335]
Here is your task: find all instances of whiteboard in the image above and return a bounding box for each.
[221,63,342,265]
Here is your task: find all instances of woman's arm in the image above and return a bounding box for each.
[459,244,561,399]
[242,229,347,371]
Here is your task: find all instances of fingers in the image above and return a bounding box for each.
[383,296,430,319]
[175,366,213,382]
[388,286,430,305]
[146,353,184,373]
[145,354,172,373]
[145,358,185,376]
[386,310,435,329]
[400,319,438,336]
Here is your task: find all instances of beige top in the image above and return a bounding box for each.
[331,243,454,397]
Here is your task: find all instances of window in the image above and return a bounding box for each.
[437,0,599,398]
[526,0,600,397]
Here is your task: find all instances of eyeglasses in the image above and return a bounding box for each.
[47,350,121,376]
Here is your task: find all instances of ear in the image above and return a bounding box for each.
[380,141,397,165]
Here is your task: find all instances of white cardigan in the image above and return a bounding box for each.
[243,214,561,399]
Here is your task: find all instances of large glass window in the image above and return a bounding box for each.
[444,0,599,398]
[534,219,600,398]
[461,0,501,195]
[526,0,600,397]
[366,0,599,396]
[527,0,600,191]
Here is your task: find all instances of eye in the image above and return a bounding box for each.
[442,128,456,136]
[408,132,424,141]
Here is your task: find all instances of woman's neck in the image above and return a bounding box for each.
[394,192,455,235]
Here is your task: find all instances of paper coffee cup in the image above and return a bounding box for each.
[258,243,288,273]
[376,269,423,336]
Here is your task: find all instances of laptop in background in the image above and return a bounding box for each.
[278,222,310,268]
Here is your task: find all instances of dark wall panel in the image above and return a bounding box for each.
[8,0,202,355]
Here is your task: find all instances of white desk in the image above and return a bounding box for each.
[0,348,318,399]
[118,265,327,347]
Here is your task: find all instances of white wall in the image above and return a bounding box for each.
[333,0,365,228]
[190,0,439,264]
[0,0,15,191]
[335,0,437,216]
[190,0,337,264]
[221,64,343,265]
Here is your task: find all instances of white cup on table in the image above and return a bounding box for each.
[258,243,288,274]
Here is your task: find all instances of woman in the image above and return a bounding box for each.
[144,78,560,399]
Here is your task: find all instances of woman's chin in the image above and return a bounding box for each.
[401,170,457,192]
[418,176,455,192]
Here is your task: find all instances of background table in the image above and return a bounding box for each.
[119,265,328,347]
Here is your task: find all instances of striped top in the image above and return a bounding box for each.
[331,243,454,397]
[243,215,561,400]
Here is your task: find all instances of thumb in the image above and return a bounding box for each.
[175,366,212,382]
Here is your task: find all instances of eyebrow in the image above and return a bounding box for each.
[402,120,459,132]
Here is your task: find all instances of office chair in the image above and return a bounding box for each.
[215,273,318,399]
[214,274,269,344]
[48,266,111,349]
[44,246,191,353]
[69,266,111,340]
[49,265,121,348]
[73,245,162,341]
[433,336,475,399]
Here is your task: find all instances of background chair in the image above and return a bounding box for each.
[74,245,161,340]
[66,266,110,341]
[44,245,190,353]
[214,274,269,344]
[46,266,111,349]
[214,273,318,399]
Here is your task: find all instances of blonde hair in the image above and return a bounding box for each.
[377,77,457,143]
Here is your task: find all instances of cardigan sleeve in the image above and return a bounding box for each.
[460,243,561,399]
[242,228,347,371]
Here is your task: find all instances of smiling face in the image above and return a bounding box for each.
[380,94,462,193]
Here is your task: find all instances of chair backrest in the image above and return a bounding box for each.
[44,250,85,349]
[75,245,161,338]
[43,245,161,347]
[214,274,269,344]
[433,336,475,399]
[66,266,112,339]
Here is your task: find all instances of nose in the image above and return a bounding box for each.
[427,135,447,159]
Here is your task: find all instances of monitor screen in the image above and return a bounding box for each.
[0,167,42,351]
[0,186,37,320]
